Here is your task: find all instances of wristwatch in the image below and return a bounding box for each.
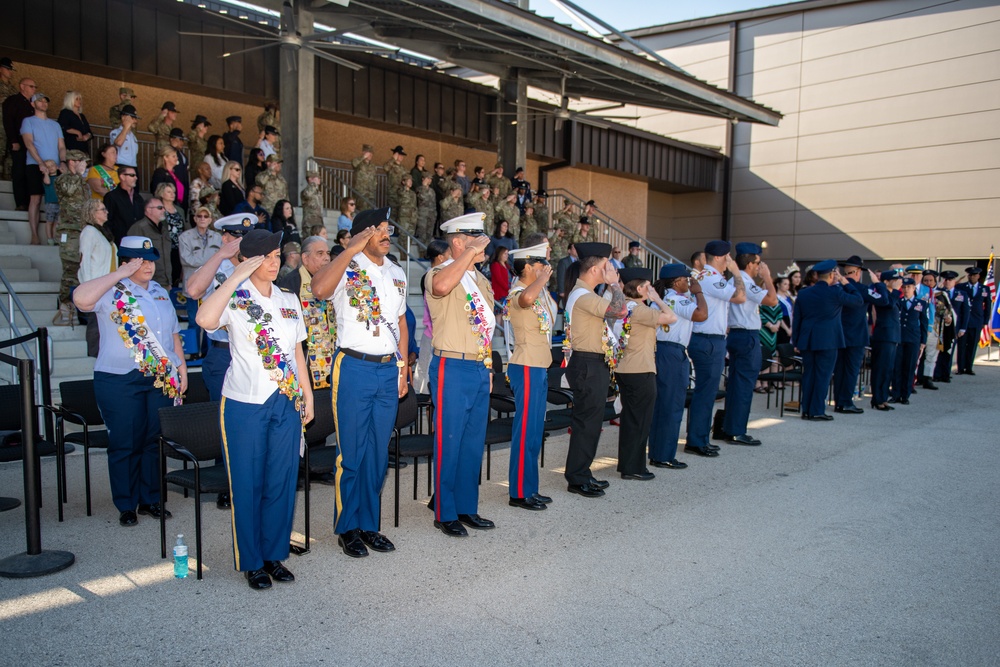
[396,360,405,368]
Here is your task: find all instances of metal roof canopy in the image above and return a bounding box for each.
[302,0,782,126]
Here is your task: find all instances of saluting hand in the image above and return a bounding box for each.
[219,237,242,260]
[348,226,376,253]
[868,269,881,283]
[602,261,619,286]
[231,255,265,283]
[758,261,772,280]
[535,264,553,285]
[117,257,145,278]
[467,235,490,255]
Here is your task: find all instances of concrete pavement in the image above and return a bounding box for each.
[0,355,997,666]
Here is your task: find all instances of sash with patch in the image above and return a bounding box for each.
[458,268,495,368]
[346,259,402,355]
[298,265,335,389]
[563,286,619,369]
[501,283,554,360]
[110,281,182,405]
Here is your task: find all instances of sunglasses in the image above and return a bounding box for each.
[121,173,137,178]
[148,205,165,210]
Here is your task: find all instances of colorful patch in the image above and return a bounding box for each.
[280,308,299,319]
[393,278,406,296]
[715,281,726,289]
[914,303,924,312]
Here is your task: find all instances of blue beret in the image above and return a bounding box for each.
[880,270,901,281]
[659,263,690,280]
[735,242,762,255]
[704,240,731,256]
[902,278,916,286]
[905,263,924,274]
[813,259,837,274]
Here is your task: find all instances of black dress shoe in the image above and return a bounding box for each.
[458,514,495,530]
[337,529,369,558]
[588,477,610,490]
[801,413,810,420]
[621,470,655,481]
[217,492,231,510]
[649,458,687,469]
[887,398,899,404]
[835,405,864,414]
[967,370,976,376]
[119,510,138,527]
[807,414,834,421]
[873,403,893,411]
[262,560,295,582]
[707,444,721,452]
[531,493,553,504]
[433,520,468,537]
[567,482,606,497]
[939,377,951,383]
[725,434,761,446]
[921,381,939,390]
[954,370,966,375]
[359,530,396,552]
[683,445,719,457]
[245,568,272,590]
[509,497,547,510]
[137,503,172,519]
[900,398,910,405]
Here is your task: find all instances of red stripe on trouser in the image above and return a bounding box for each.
[434,356,445,522]
[517,365,530,498]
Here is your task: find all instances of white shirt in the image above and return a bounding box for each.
[212,279,306,404]
[91,279,181,375]
[204,259,236,342]
[654,288,698,347]
[333,252,408,356]
[728,269,767,330]
[692,265,736,335]
[260,138,276,160]
[108,126,138,168]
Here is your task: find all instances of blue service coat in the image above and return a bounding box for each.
[961,282,992,330]
[871,289,903,343]
[945,287,970,332]
[898,297,929,345]
[840,279,890,348]
[792,281,861,351]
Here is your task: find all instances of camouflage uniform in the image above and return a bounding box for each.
[187,131,208,171]
[207,201,222,221]
[256,170,288,216]
[550,212,574,259]
[384,158,408,214]
[54,171,88,304]
[493,199,521,240]
[415,183,437,244]
[469,194,494,233]
[108,101,129,129]
[532,201,549,235]
[301,181,325,229]
[352,155,377,209]
[257,109,280,154]
[623,253,644,269]
[436,175,459,201]
[397,188,418,237]
[147,117,174,153]
[439,194,464,225]
[485,173,511,202]
[0,78,16,179]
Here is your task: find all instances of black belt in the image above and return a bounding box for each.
[211,341,230,349]
[340,347,395,364]
[657,341,686,350]
[692,332,725,339]
[729,328,757,333]
[570,351,604,360]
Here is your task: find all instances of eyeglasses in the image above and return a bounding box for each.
[232,167,241,172]
[383,225,395,235]
[120,173,136,178]
[348,202,356,206]
[148,205,165,210]
[612,250,621,254]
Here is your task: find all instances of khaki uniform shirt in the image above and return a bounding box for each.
[616,302,660,375]
[568,280,610,354]
[508,280,556,368]
[426,266,495,357]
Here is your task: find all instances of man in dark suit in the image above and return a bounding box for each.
[890,278,929,404]
[956,266,990,375]
[833,256,889,414]
[792,260,862,421]
[934,270,968,382]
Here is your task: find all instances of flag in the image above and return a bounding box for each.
[983,250,999,345]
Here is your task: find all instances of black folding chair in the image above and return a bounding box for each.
[158,401,228,580]
[756,343,803,417]
[300,387,336,554]
[391,386,434,527]
[56,379,109,517]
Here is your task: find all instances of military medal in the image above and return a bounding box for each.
[111,282,182,404]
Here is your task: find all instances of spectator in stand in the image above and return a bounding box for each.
[610,247,625,270]
[271,199,301,249]
[147,101,180,152]
[219,161,245,216]
[77,199,117,356]
[190,161,212,213]
[788,268,802,296]
[258,125,279,159]
[187,115,211,169]
[233,182,269,228]
[87,144,119,200]
[128,198,172,287]
[167,129,189,194]
[489,245,512,313]
[57,91,92,153]
[244,147,265,191]
[0,58,17,181]
[149,146,186,217]
[202,134,226,188]
[103,166,144,245]
[3,77,36,211]
[486,219,517,259]
[332,229,351,257]
[277,241,301,279]
[178,206,222,353]
[623,241,643,268]
[337,196,355,231]
[454,159,470,196]
[411,154,428,189]
[199,185,221,221]
[307,224,327,240]
[21,91,66,245]
[108,105,140,173]
[155,182,185,287]
[222,115,243,164]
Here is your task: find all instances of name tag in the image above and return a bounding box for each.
[393,278,406,296]
[280,308,299,320]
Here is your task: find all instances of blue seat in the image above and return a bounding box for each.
[179,328,203,367]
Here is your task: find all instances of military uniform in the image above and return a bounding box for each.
[352,151,377,209]
[396,187,417,237]
[439,194,463,224]
[300,181,325,229]
[868,273,902,408]
[147,117,174,153]
[957,269,991,374]
[54,168,88,304]
[554,212,576,255]
[518,207,538,247]
[107,94,135,130]
[415,182,436,244]
[0,77,16,180]
[384,158,408,214]
[834,267,890,411]
[256,108,280,155]
[623,252,644,269]
[485,172,511,202]
[256,169,288,217]
[891,287,928,403]
[935,278,968,381]
[532,199,549,236]
[722,256,770,442]
[468,193,494,234]
[187,132,208,172]
[494,198,521,240]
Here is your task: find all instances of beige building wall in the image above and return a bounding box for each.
[633,0,1000,268]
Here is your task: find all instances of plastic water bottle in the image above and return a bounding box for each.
[173,534,188,579]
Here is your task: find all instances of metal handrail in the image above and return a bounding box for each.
[544,188,685,277]
[0,266,39,362]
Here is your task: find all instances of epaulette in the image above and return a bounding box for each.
[278,286,294,294]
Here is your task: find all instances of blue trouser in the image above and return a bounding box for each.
[722,329,761,437]
[220,391,300,572]
[686,333,726,450]
[649,342,689,463]
[870,341,897,405]
[958,326,981,372]
[508,363,547,499]
[94,370,172,512]
[202,343,231,402]
[891,342,921,401]
[800,349,837,417]
[331,351,397,534]
[429,355,489,522]
[833,346,865,409]
[185,297,203,356]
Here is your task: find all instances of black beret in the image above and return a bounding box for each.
[351,207,391,236]
[620,268,653,284]
[240,229,283,258]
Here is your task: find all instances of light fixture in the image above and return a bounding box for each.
[760,240,768,249]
